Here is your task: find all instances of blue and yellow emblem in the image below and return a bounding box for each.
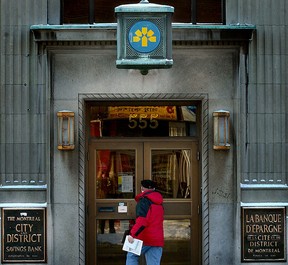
[128,21,161,53]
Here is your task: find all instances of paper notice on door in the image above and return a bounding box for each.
[118,175,133,193]
[118,205,127,213]
[122,236,143,256]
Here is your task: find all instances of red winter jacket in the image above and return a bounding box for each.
[130,190,164,247]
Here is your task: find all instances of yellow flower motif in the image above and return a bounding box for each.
[132,27,157,47]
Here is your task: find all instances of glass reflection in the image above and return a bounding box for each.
[163,219,191,265]
[96,220,129,264]
[96,219,191,265]
[96,150,135,199]
[152,150,191,198]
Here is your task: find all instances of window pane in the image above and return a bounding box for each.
[196,0,223,23]
[97,219,130,264]
[151,149,191,199]
[94,0,191,23]
[157,0,191,23]
[62,0,89,24]
[96,219,191,265]
[96,150,135,199]
[163,220,191,265]
[89,105,197,137]
[94,0,139,23]
[62,0,223,24]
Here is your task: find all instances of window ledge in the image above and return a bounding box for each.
[0,202,47,208]
[241,202,288,207]
[241,184,288,190]
[30,23,255,43]
[0,185,47,191]
[241,186,288,204]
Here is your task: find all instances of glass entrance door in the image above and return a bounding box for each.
[87,139,200,265]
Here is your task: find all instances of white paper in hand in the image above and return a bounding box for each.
[122,236,143,256]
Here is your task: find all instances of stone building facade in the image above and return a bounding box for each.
[0,0,287,264]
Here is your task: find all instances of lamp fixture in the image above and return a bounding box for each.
[57,110,75,151]
[213,110,230,150]
[115,0,174,75]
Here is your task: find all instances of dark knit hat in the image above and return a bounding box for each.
[141,180,156,189]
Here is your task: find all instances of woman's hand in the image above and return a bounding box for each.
[127,235,134,243]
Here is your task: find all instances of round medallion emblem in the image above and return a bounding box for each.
[128,21,161,53]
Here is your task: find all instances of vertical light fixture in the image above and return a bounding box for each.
[57,110,75,150]
[213,110,230,150]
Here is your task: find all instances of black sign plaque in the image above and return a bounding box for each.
[1,208,47,263]
[241,207,286,262]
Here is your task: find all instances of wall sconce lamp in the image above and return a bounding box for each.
[213,110,230,150]
[57,110,75,151]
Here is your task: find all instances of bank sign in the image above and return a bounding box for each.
[128,21,161,53]
[1,208,46,263]
[241,207,286,262]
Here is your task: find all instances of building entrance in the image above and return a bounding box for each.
[85,103,201,264]
[86,139,201,265]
